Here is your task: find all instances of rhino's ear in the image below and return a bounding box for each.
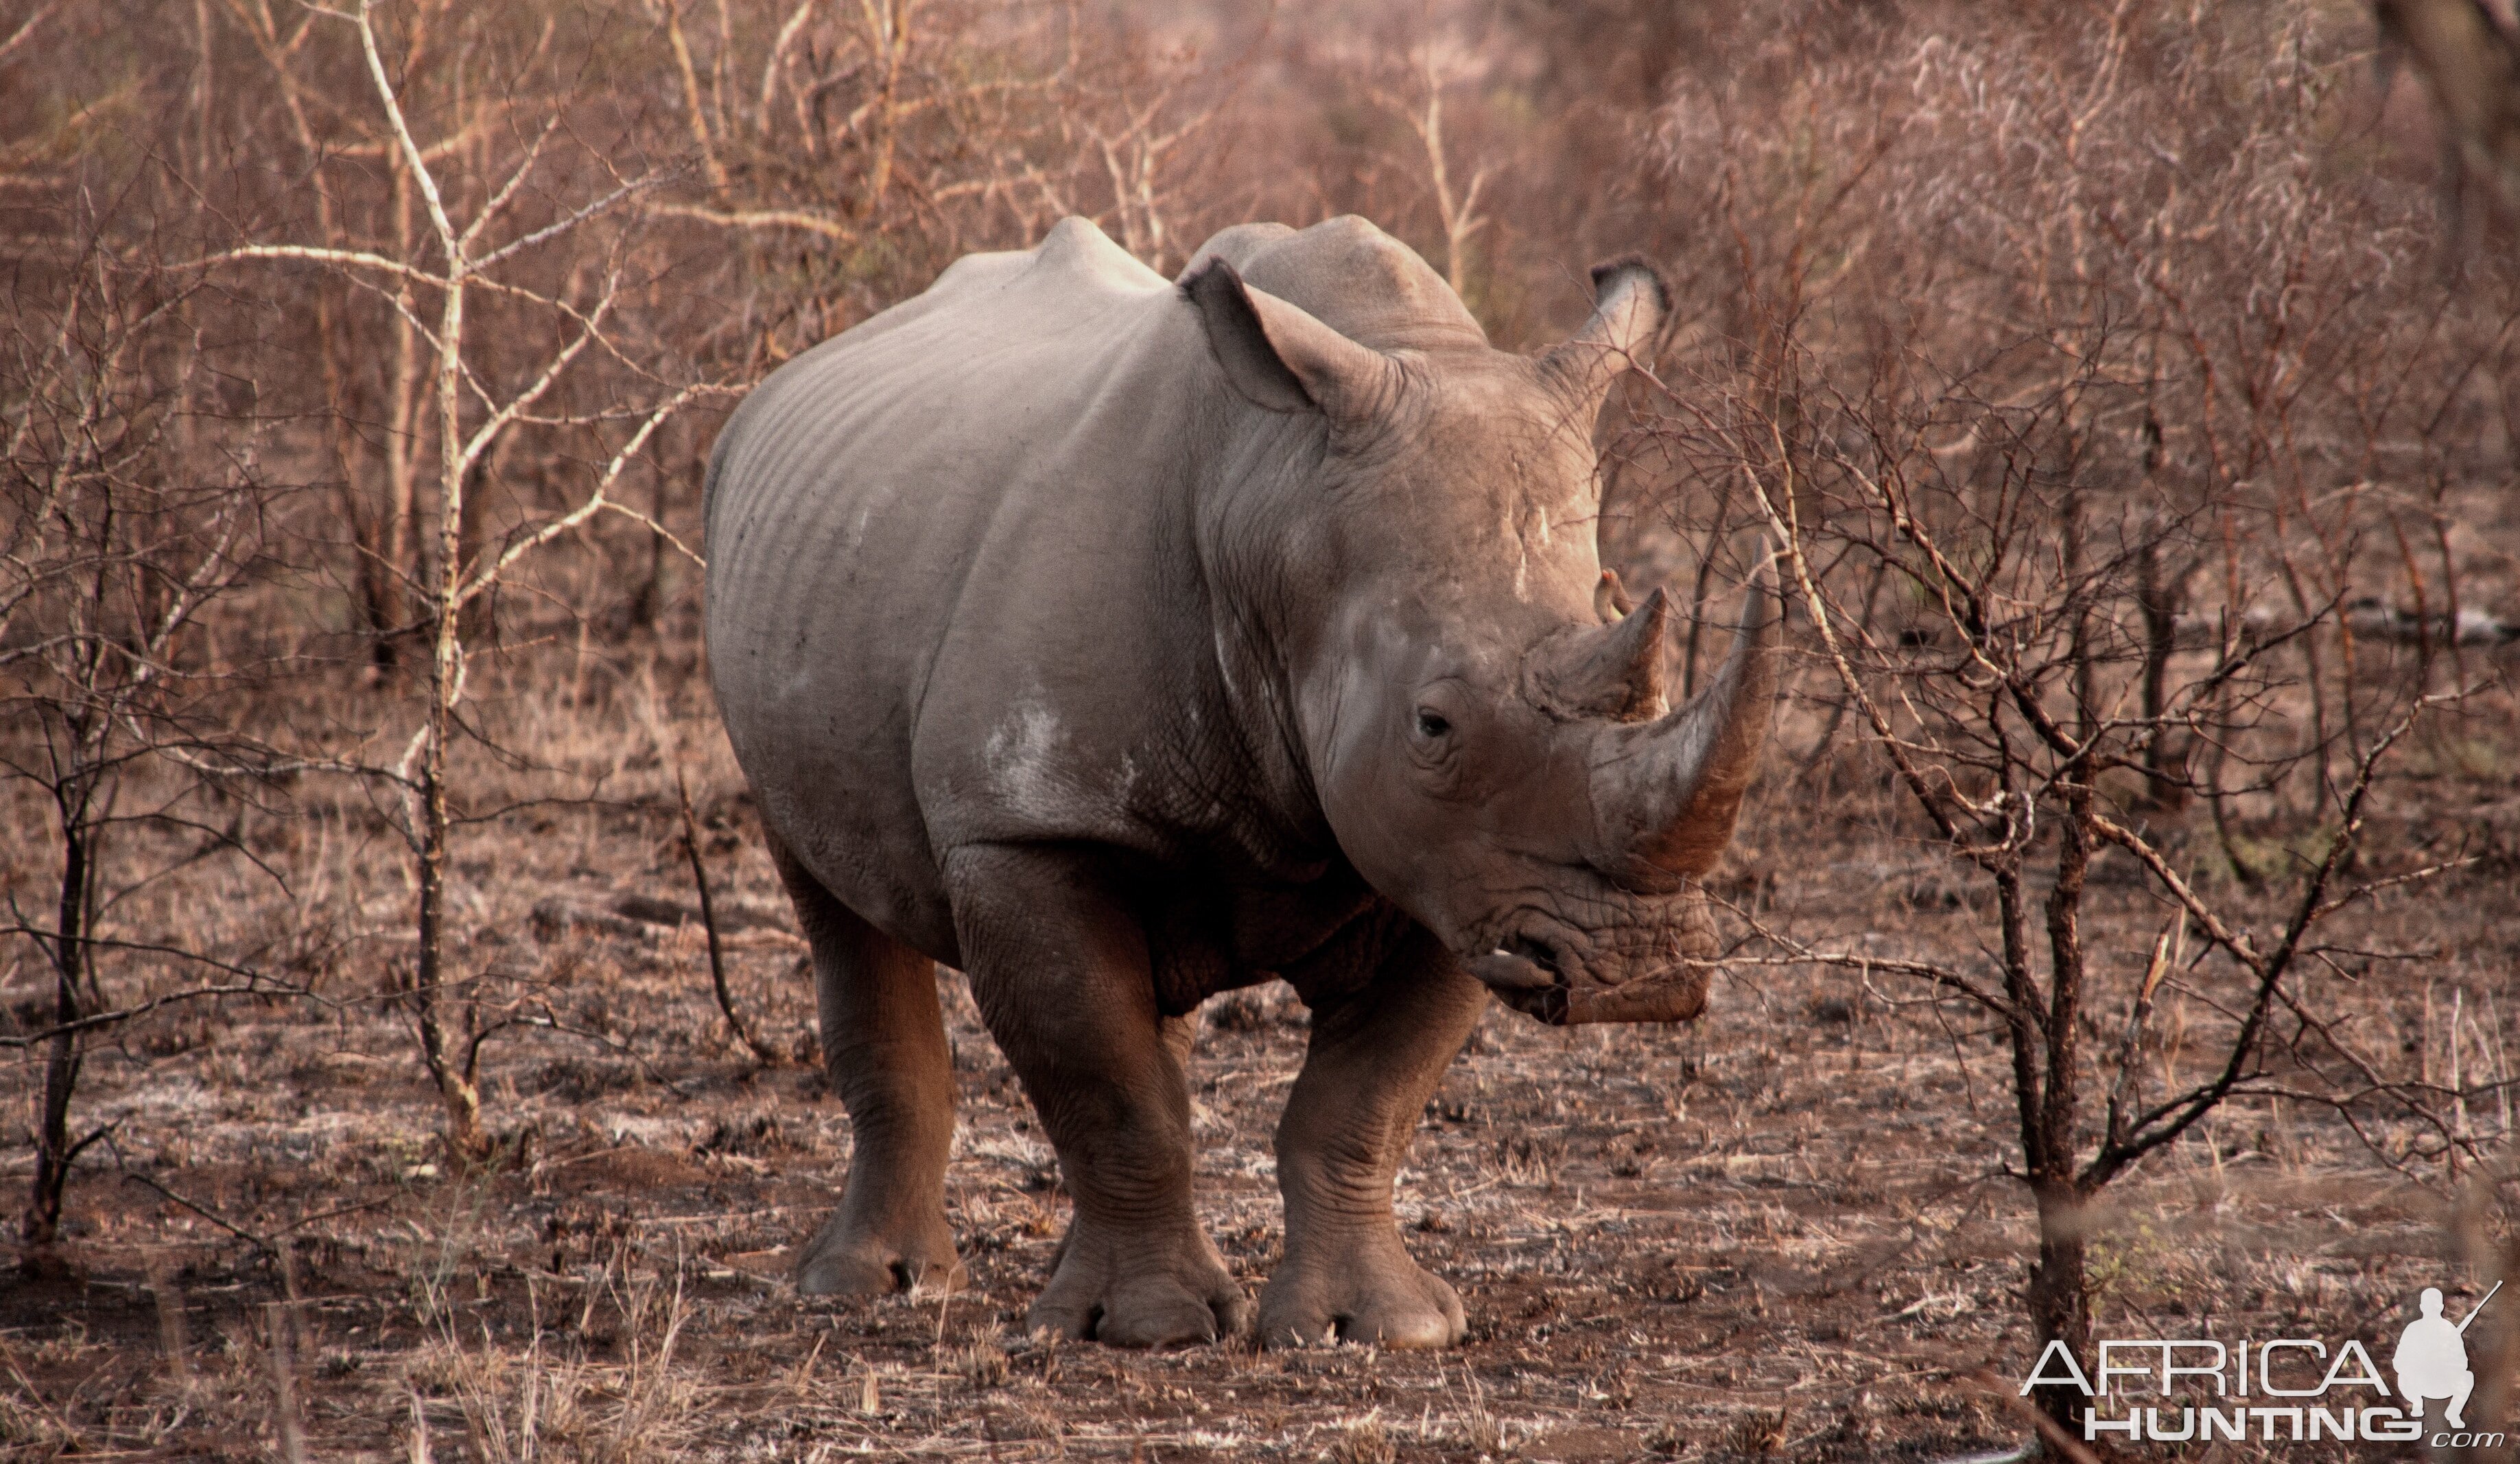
[1541,256,1671,412]
[1184,257,1395,419]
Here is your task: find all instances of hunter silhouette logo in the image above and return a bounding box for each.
[2022,1280,2506,1446]
[2394,1282,2497,1430]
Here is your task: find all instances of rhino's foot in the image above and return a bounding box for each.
[794,1212,965,1297]
[1258,1236,1464,1348]
[1026,1224,1249,1347]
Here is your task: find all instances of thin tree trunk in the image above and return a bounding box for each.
[2026,696,2097,1440]
[322,284,400,675]
[860,0,904,215]
[1682,475,1739,698]
[383,165,422,667]
[24,801,91,1249]
[635,464,668,630]
[412,271,486,1162]
[2136,535,2186,811]
[675,762,778,1064]
[2027,1179,2093,1440]
[667,0,729,197]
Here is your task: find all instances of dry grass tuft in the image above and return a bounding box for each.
[953,1334,1012,1391]
[1723,1405,1791,1457]
[1324,1415,1396,1464]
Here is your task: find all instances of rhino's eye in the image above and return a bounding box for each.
[1415,710,1452,740]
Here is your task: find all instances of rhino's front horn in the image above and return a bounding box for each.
[1528,585,1670,720]
[1588,549,1781,882]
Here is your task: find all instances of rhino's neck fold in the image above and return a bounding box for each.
[1186,399,1354,876]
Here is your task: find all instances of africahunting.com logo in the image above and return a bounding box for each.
[2021,1282,2503,1448]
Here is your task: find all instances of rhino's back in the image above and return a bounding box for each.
[705,220,1197,956]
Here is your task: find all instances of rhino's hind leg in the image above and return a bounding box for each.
[947,845,1249,1347]
[1262,928,1485,1347]
[770,840,964,1297]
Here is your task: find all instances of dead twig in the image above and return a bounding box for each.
[668,754,783,1067]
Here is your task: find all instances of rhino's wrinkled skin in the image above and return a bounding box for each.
[703,216,1778,1348]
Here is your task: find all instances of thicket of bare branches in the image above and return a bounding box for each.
[1632,0,2520,1430]
[0,190,299,1248]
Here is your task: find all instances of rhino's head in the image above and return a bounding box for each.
[1186,243,1778,1025]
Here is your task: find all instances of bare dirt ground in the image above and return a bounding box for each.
[4,634,2517,1463]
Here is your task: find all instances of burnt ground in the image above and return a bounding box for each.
[3,649,2518,1463]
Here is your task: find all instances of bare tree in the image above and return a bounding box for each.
[1,201,285,1250]
[1725,430,2461,1435]
[194,0,720,1159]
[1650,1,2504,1437]
[1382,45,1491,300]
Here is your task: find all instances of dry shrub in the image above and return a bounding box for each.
[1636,0,2519,1434]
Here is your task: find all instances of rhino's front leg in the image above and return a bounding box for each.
[947,845,1249,1347]
[1262,927,1486,1347]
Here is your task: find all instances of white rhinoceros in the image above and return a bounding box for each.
[703,215,1776,1347]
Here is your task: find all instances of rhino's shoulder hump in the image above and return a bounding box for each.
[1022,215,1171,294]
[1178,215,1487,353]
[830,217,1166,355]
[908,215,1168,329]
[710,220,1170,493]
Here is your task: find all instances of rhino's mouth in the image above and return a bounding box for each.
[1459,890,1719,1026]
[1465,935,1573,1023]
